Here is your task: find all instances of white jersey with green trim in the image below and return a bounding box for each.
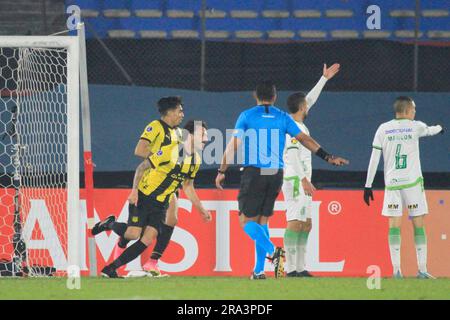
[372,119,440,189]
[283,120,312,180]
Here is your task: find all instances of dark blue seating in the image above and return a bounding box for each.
[67,0,450,40]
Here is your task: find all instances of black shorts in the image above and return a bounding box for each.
[237,167,284,218]
[128,191,167,234]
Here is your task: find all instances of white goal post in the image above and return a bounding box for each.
[0,33,86,276]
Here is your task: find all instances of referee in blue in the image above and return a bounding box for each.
[215,81,349,279]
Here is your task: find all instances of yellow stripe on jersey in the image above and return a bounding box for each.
[139,144,201,205]
[140,119,182,154]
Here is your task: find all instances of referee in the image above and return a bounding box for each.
[215,81,348,279]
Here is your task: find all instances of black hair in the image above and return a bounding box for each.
[286,92,307,114]
[183,119,208,136]
[157,96,182,115]
[255,81,276,101]
[394,96,414,113]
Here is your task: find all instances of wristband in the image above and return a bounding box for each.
[316,147,332,161]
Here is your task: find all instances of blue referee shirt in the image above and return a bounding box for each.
[233,105,302,169]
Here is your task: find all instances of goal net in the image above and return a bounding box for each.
[0,37,80,276]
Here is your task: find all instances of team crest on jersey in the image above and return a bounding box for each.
[132,216,139,223]
[157,150,163,156]
[146,126,153,132]
[291,138,298,144]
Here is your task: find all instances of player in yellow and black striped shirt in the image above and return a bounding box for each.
[95,120,212,278]
[116,97,184,275]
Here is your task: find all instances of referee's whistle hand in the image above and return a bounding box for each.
[215,173,225,190]
[328,156,349,166]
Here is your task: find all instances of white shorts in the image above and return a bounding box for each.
[382,183,428,217]
[282,178,312,222]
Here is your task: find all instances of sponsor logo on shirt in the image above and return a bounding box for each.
[157,150,163,156]
[389,177,409,184]
[385,128,412,134]
[291,138,298,144]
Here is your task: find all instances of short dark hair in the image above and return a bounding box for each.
[255,81,276,101]
[394,96,414,114]
[157,96,182,115]
[183,119,208,135]
[287,92,307,114]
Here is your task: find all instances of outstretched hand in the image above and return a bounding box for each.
[323,63,340,80]
[327,156,349,166]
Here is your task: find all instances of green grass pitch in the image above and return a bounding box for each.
[0,277,449,300]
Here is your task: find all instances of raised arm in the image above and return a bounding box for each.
[305,63,340,111]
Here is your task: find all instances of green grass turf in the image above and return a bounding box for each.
[0,277,449,300]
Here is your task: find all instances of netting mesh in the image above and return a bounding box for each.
[0,47,68,276]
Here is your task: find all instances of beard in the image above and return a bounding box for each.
[303,112,308,120]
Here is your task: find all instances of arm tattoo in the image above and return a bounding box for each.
[133,159,152,189]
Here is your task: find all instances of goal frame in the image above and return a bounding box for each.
[0,35,80,271]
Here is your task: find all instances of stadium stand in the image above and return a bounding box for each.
[0,0,64,35]
[65,0,450,40]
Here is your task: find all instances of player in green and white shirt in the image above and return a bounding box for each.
[282,63,341,277]
[364,96,444,279]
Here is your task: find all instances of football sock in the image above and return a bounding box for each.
[118,237,129,249]
[284,229,299,273]
[296,231,309,272]
[414,227,427,273]
[111,240,147,270]
[388,227,401,274]
[244,221,275,256]
[111,222,127,237]
[151,224,175,260]
[254,224,270,274]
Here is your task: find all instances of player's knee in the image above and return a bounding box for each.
[140,236,152,247]
[141,232,156,246]
[124,229,140,240]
